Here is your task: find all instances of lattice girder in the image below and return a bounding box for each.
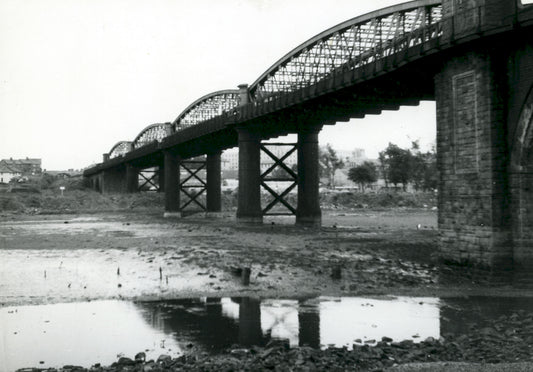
[173,90,241,130]
[103,1,443,163]
[109,141,132,159]
[132,123,173,150]
[249,0,442,101]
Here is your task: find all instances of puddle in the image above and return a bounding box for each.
[0,301,181,370]
[3,296,532,370]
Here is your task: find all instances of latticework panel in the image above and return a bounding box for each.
[174,90,240,130]
[250,1,442,101]
[132,123,172,149]
[109,141,132,159]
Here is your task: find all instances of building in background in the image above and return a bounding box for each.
[0,163,22,184]
[0,158,42,183]
[336,148,367,168]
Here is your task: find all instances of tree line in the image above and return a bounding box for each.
[319,142,437,192]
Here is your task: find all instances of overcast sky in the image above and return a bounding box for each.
[0,0,436,170]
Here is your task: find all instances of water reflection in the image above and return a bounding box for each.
[3,296,532,370]
[136,296,439,352]
[0,301,181,371]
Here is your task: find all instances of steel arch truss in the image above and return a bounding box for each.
[132,123,173,150]
[109,141,132,159]
[101,0,443,164]
[180,159,207,212]
[249,0,442,101]
[173,90,241,130]
[260,143,298,216]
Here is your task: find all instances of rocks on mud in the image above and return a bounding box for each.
[156,354,171,364]
[16,309,533,371]
[116,357,134,366]
[134,352,146,363]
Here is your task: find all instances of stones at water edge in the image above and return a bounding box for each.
[156,354,171,364]
[134,351,146,362]
[116,357,135,366]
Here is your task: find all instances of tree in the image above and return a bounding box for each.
[270,166,291,179]
[422,151,438,191]
[410,141,437,191]
[378,143,413,190]
[348,161,377,192]
[378,151,389,188]
[319,144,344,188]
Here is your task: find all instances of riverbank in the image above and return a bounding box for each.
[1,191,532,371]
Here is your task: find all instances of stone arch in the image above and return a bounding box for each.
[510,84,533,270]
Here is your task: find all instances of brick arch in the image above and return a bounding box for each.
[510,84,533,270]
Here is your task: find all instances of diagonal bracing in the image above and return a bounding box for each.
[260,143,298,216]
[180,160,207,211]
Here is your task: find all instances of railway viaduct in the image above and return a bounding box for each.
[84,0,533,270]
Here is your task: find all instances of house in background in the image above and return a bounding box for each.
[0,163,22,184]
[0,158,42,183]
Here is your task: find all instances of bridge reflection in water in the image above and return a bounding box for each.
[4,296,533,370]
[136,296,441,353]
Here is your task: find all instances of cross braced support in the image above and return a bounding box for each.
[138,169,160,192]
[179,159,207,212]
[260,143,298,216]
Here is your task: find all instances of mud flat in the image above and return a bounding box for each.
[2,208,533,371]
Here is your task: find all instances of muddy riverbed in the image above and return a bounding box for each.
[2,208,533,371]
[0,209,444,306]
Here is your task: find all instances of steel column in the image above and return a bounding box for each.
[158,164,165,192]
[164,151,181,217]
[296,126,322,226]
[126,164,138,193]
[237,128,262,223]
[206,151,222,213]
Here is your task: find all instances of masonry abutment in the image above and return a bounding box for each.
[296,126,322,227]
[236,128,263,223]
[435,47,513,270]
[206,152,222,213]
[164,151,181,217]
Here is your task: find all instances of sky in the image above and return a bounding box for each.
[0,0,436,171]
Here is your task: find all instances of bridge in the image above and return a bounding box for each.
[84,0,533,271]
